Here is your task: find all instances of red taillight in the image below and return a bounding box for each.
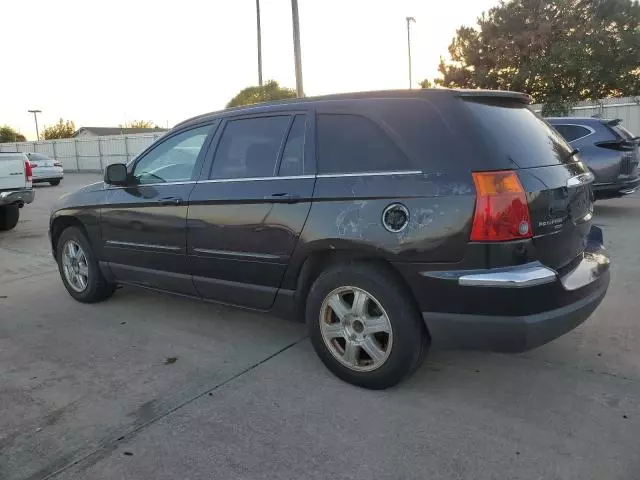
[24,160,33,183]
[470,170,532,242]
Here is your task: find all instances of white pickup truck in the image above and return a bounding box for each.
[0,152,35,231]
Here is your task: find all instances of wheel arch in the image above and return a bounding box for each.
[50,215,91,256]
[286,245,424,333]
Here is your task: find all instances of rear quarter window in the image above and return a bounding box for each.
[553,124,593,142]
[464,99,575,169]
[317,114,413,174]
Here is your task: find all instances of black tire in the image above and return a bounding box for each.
[0,205,20,231]
[306,262,428,390]
[56,226,116,303]
[49,179,61,186]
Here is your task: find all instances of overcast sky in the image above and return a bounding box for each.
[2,0,497,140]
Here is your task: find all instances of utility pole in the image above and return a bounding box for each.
[256,0,263,86]
[28,109,42,140]
[291,0,304,97]
[406,17,416,89]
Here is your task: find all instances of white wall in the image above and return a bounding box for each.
[0,132,166,172]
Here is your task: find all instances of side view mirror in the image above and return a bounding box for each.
[104,163,128,185]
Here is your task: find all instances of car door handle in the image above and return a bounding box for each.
[158,196,182,206]
[265,193,301,203]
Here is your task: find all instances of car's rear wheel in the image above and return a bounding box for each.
[306,262,428,389]
[0,205,20,231]
[56,227,116,303]
[50,179,61,186]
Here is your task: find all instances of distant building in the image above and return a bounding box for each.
[73,127,168,138]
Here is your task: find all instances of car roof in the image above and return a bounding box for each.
[176,88,531,130]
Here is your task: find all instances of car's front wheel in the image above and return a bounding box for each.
[306,262,428,389]
[50,179,61,186]
[56,227,116,303]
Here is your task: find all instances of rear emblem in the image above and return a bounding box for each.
[518,221,529,235]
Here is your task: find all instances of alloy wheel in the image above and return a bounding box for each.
[319,286,394,372]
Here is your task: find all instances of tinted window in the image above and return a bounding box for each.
[317,114,412,174]
[28,153,51,161]
[133,125,211,184]
[278,115,305,176]
[553,124,592,142]
[211,116,291,179]
[464,100,574,168]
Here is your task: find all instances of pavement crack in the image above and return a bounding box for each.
[33,335,308,480]
[0,269,59,286]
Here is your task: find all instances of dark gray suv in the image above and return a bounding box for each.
[50,90,610,389]
[547,117,640,199]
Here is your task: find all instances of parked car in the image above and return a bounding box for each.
[546,117,640,199]
[0,152,34,231]
[26,152,64,186]
[50,90,610,389]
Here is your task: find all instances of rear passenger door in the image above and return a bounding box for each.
[187,112,315,309]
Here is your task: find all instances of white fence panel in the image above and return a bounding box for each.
[15,142,35,153]
[0,143,17,152]
[125,134,158,160]
[52,139,78,171]
[100,136,128,166]
[76,138,101,171]
[34,142,55,157]
[0,132,164,172]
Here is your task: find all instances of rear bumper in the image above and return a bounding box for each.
[33,167,64,182]
[410,227,610,352]
[593,175,640,198]
[0,188,35,206]
[422,273,608,352]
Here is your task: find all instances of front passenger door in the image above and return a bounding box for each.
[101,123,215,295]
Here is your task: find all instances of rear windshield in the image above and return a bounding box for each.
[464,99,575,169]
[28,153,51,161]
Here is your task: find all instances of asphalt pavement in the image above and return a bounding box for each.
[1,174,639,480]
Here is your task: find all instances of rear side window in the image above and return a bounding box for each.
[553,124,592,142]
[317,114,412,174]
[211,116,290,179]
[464,100,575,168]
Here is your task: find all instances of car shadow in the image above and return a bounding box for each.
[594,202,638,219]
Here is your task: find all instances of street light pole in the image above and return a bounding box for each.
[406,17,416,89]
[28,109,42,141]
[256,0,263,86]
[291,0,304,97]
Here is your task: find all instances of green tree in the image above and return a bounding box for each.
[226,80,296,108]
[0,125,26,143]
[43,119,76,139]
[419,79,434,89]
[435,0,640,108]
[119,120,160,128]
